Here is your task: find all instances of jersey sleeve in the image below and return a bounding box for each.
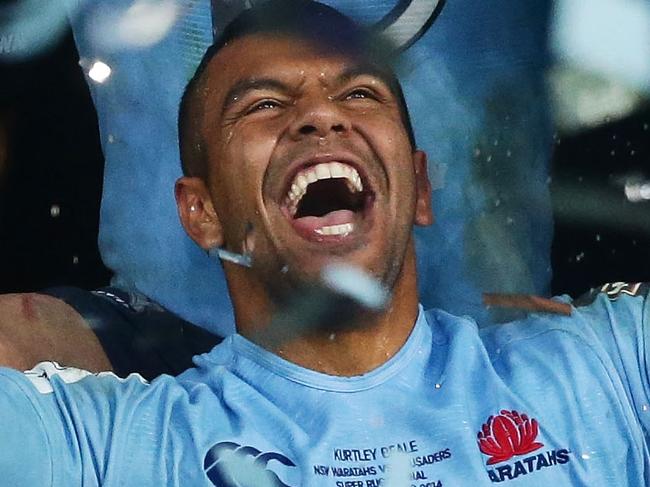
[570,283,650,425]
[0,362,151,486]
[0,369,53,486]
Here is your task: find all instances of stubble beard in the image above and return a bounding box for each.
[258,228,411,328]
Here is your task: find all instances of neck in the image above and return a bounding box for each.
[228,245,420,376]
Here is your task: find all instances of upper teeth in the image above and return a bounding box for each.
[285,161,363,213]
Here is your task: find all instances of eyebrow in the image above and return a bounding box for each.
[220,64,395,115]
[336,64,394,89]
[222,78,291,115]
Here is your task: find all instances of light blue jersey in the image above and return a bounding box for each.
[1,283,649,486]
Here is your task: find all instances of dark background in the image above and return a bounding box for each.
[0,30,110,293]
[1,27,649,298]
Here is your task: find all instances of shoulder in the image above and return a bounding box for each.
[0,361,157,408]
[0,361,191,433]
[572,282,649,308]
[0,362,204,486]
[477,282,650,366]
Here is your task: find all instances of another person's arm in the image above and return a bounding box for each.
[0,288,222,378]
[0,293,112,371]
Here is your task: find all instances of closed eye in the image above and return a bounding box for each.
[246,99,282,114]
[345,88,379,101]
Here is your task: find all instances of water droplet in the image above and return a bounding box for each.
[643,123,648,131]
[576,252,585,262]
[642,404,649,412]
[506,217,514,225]
[546,176,552,184]
[328,333,336,341]
[107,134,115,143]
[486,155,492,163]
[494,198,501,207]
[581,453,591,460]
[72,255,79,265]
[595,234,601,242]
[50,204,60,218]
[610,150,616,156]
[506,150,512,158]
[612,134,617,140]
[473,148,481,158]
[493,139,499,146]
[578,176,583,183]
[434,383,442,389]
[88,61,112,83]
[630,150,636,156]
[281,265,289,274]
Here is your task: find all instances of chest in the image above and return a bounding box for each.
[189,370,647,487]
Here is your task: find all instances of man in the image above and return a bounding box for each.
[0,0,556,380]
[0,1,648,485]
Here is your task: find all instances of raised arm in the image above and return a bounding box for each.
[0,293,112,371]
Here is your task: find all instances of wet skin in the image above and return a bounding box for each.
[176,34,433,375]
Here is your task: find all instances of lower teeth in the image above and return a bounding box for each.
[315,223,354,236]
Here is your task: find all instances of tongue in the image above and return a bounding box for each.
[292,209,356,233]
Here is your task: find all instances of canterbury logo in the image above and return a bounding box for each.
[477,410,544,465]
[211,0,445,52]
[204,441,298,486]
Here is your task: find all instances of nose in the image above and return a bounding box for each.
[289,97,351,140]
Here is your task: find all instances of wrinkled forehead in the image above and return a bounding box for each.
[200,33,397,108]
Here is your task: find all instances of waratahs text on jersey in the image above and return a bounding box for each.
[487,448,571,483]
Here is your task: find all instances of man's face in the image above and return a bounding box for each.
[196,33,431,297]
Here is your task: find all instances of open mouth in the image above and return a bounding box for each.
[282,161,374,240]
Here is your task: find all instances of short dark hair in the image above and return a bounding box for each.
[178,0,416,179]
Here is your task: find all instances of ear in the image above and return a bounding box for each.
[175,176,223,250]
[413,150,434,226]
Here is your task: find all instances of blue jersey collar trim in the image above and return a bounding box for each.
[228,305,429,392]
